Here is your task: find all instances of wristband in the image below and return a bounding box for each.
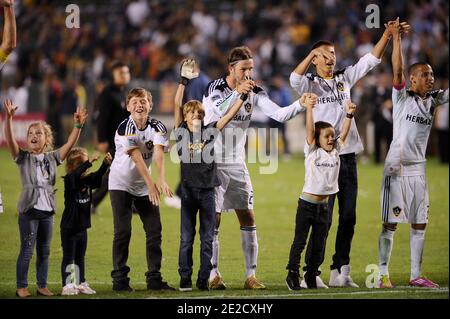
[240,93,248,101]
[346,113,354,119]
[179,77,189,86]
[74,123,83,129]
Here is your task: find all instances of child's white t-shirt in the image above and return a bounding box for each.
[302,140,341,196]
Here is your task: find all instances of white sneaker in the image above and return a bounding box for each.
[78,282,96,295]
[300,273,329,289]
[339,265,359,288]
[61,283,79,296]
[328,269,341,287]
[316,275,329,289]
[164,196,181,209]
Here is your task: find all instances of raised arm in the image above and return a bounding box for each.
[388,19,405,85]
[175,59,199,127]
[302,93,318,145]
[59,106,88,161]
[293,47,335,76]
[129,147,160,206]
[2,99,19,159]
[215,96,245,130]
[1,2,16,56]
[174,84,185,127]
[340,100,357,144]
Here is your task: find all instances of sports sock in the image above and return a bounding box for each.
[378,227,395,276]
[240,226,258,278]
[410,228,425,280]
[209,228,220,280]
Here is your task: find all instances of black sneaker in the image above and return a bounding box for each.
[179,277,192,292]
[112,280,134,292]
[147,279,176,291]
[286,270,301,291]
[196,278,209,291]
[304,271,317,289]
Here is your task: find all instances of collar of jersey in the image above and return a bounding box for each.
[130,116,150,131]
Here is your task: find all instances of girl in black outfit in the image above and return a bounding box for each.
[60,147,111,295]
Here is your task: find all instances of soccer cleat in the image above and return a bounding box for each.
[179,277,192,292]
[285,270,301,291]
[409,277,439,288]
[339,265,359,288]
[244,275,266,290]
[208,274,226,290]
[328,269,341,287]
[78,282,96,295]
[378,275,393,288]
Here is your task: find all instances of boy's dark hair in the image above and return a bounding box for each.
[126,87,153,106]
[311,40,334,51]
[227,46,253,65]
[408,62,430,76]
[314,121,334,147]
[111,61,128,71]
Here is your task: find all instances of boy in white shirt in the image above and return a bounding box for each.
[286,93,356,290]
[108,87,174,292]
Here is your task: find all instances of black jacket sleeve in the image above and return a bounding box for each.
[64,161,92,190]
[86,161,110,189]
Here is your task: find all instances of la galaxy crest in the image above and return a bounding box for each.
[145,140,154,150]
[337,81,345,92]
[393,206,402,217]
[245,102,252,113]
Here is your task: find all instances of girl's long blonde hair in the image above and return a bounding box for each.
[27,121,54,152]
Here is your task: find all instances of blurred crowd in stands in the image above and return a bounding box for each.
[0,0,448,162]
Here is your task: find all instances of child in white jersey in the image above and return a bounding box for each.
[285,93,356,290]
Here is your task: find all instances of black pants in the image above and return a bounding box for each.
[178,185,215,280]
[287,199,329,275]
[61,229,87,286]
[305,153,358,271]
[91,169,109,209]
[110,190,162,285]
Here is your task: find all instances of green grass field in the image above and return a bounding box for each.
[0,148,448,299]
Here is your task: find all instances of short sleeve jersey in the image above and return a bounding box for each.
[109,116,168,196]
[384,83,449,176]
[302,140,342,195]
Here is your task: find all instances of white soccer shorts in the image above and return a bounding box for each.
[380,174,429,224]
[215,167,254,212]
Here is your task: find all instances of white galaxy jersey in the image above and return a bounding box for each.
[303,140,342,195]
[203,77,303,166]
[384,83,449,176]
[290,53,381,155]
[109,116,168,196]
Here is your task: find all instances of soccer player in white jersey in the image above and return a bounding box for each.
[377,19,448,289]
[0,0,16,71]
[203,46,305,289]
[289,19,410,287]
[108,87,175,292]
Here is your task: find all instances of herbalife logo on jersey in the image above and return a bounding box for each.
[405,114,432,125]
[169,127,279,174]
